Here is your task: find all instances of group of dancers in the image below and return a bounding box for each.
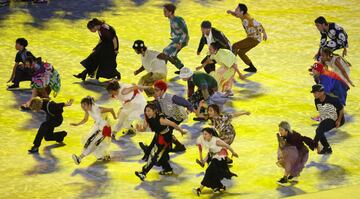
[6,2,354,195]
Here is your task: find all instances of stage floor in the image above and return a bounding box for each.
[1,0,360,198]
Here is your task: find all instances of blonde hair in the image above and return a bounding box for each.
[29,97,43,111]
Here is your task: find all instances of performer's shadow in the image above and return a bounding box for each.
[167,76,186,97]
[73,81,110,104]
[111,133,142,162]
[276,185,306,198]
[233,79,264,100]
[71,161,109,199]
[10,89,32,109]
[306,157,348,189]
[25,143,65,175]
[134,162,186,199]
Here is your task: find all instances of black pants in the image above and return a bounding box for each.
[33,119,66,148]
[201,55,216,74]
[314,118,345,148]
[12,65,32,85]
[142,143,172,174]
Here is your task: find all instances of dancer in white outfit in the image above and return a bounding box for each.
[71,96,117,165]
[106,80,147,136]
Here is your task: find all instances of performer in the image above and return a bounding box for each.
[311,84,345,154]
[133,40,167,97]
[156,3,189,74]
[28,97,72,153]
[227,3,268,72]
[197,42,245,94]
[193,127,238,196]
[74,18,121,81]
[135,103,187,181]
[197,20,232,74]
[320,48,354,87]
[276,121,315,185]
[314,16,348,59]
[71,96,116,165]
[106,80,147,137]
[21,57,61,110]
[7,38,35,90]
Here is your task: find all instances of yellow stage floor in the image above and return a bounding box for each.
[0,0,359,198]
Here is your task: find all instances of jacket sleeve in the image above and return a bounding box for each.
[213,28,231,49]
[172,95,194,112]
[197,36,206,53]
[302,135,315,151]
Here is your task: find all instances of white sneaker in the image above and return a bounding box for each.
[72,154,81,165]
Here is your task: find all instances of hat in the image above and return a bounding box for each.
[201,21,212,29]
[179,67,193,79]
[154,80,168,92]
[133,40,145,50]
[310,62,324,73]
[311,84,324,93]
[278,121,292,133]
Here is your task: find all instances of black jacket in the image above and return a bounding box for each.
[197,28,231,53]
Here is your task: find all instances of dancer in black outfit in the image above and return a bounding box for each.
[135,103,187,181]
[28,97,73,153]
[74,18,120,81]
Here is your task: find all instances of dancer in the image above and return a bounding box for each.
[28,97,73,153]
[157,3,189,74]
[133,40,167,97]
[197,20,231,74]
[311,84,345,154]
[197,42,245,93]
[21,57,61,110]
[276,121,315,185]
[7,38,35,90]
[314,16,348,59]
[193,127,238,196]
[179,67,218,109]
[106,80,147,136]
[71,96,116,165]
[139,80,192,159]
[310,62,349,106]
[320,48,354,87]
[74,18,120,81]
[227,3,267,72]
[135,103,187,181]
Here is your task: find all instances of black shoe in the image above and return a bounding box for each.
[277,177,289,185]
[174,71,181,75]
[226,157,233,164]
[139,142,148,153]
[20,105,31,111]
[56,131,67,143]
[28,146,39,154]
[135,171,146,181]
[193,117,207,122]
[72,154,81,165]
[243,67,257,73]
[7,84,19,90]
[73,73,86,81]
[159,170,173,175]
[172,144,186,153]
[192,188,201,196]
[318,147,332,155]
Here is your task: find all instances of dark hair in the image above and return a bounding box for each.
[321,47,333,56]
[25,56,41,64]
[201,20,212,29]
[208,104,220,115]
[106,80,120,92]
[132,40,147,51]
[81,96,95,106]
[16,38,28,47]
[164,3,176,14]
[201,127,219,137]
[238,3,248,14]
[144,103,159,125]
[87,18,104,29]
[210,42,222,51]
[314,16,327,25]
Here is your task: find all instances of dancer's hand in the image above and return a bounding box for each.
[197,51,200,56]
[232,152,239,158]
[196,66,203,71]
[263,32,268,41]
[244,111,251,115]
[349,80,355,87]
[65,99,74,106]
[239,73,246,80]
[335,120,341,128]
[342,48,347,57]
[226,10,233,14]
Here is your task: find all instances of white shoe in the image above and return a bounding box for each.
[72,154,81,165]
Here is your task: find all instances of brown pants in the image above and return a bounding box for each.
[232,37,259,65]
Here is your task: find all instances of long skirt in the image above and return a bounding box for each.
[201,157,236,189]
[277,146,309,177]
[80,41,119,79]
[211,66,235,92]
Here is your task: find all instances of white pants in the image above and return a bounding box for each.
[112,101,145,134]
[81,125,110,159]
